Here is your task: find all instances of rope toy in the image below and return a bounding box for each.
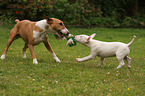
[66,34,77,47]
[54,34,76,47]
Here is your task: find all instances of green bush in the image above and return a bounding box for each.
[1,0,145,26]
[122,16,145,26]
[0,15,15,27]
[13,0,53,20]
[13,0,103,25]
[53,0,103,25]
[90,17,119,26]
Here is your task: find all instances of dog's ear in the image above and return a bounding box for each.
[85,37,91,42]
[90,33,96,39]
[44,15,53,24]
[85,33,96,42]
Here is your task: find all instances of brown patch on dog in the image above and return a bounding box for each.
[50,18,65,31]
[34,25,43,32]
[87,37,91,42]
[45,25,49,30]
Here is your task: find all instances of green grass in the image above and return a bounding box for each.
[0,26,145,96]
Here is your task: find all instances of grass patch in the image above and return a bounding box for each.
[0,26,145,95]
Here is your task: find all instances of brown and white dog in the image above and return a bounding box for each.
[1,16,69,64]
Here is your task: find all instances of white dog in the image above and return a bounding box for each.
[74,33,136,69]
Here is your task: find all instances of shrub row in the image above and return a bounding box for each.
[1,0,145,27]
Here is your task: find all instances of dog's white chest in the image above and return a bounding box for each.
[33,20,49,44]
[33,30,46,44]
[33,31,40,38]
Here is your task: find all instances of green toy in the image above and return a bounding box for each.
[54,34,76,47]
[67,35,77,47]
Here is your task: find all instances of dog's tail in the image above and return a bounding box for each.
[15,19,20,23]
[127,35,136,46]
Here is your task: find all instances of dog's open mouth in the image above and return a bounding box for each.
[57,30,64,38]
[56,30,69,38]
[54,30,69,40]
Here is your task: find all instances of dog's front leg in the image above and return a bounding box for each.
[43,36,61,62]
[76,55,94,62]
[28,44,38,64]
[98,58,105,67]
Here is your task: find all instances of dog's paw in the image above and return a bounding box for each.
[97,65,102,67]
[76,58,82,62]
[1,55,5,60]
[116,65,122,69]
[33,58,38,64]
[56,59,61,63]
[127,65,131,68]
[22,54,26,58]
[54,57,61,62]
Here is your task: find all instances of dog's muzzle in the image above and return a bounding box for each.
[57,30,69,38]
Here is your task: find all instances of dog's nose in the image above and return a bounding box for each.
[60,28,69,35]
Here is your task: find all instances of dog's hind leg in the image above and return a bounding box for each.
[22,43,28,58]
[116,59,125,69]
[27,44,38,64]
[124,56,131,68]
[43,35,61,62]
[116,48,129,69]
[116,54,125,69]
[1,28,20,60]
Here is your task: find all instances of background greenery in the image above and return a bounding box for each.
[0,25,145,95]
[0,0,145,26]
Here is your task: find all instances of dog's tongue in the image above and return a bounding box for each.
[56,32,63,38]
[58,31,65,37]
[56,33,61,37]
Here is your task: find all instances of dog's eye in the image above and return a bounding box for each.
[59,22,63,26]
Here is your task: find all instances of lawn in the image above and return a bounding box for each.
[0,26,145,96]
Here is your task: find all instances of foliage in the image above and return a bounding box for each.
[92,0,136,17]
[13,0,103,25]
[0,15,15,27]
[90,17,119,26]
[0,26,145,95]
[122,16,145,26]
[1,0,145,26]
[54,0,103,25]
[13,0,53,20]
